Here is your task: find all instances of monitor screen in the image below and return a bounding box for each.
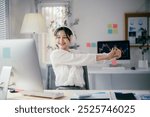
[0,39,43,91]
[97,40,130,60]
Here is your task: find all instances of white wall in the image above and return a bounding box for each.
[71,0,149,67]
[72,0,146,52]
[9,0,35,38]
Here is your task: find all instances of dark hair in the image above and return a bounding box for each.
[54,27,73,41]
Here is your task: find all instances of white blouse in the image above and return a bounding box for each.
[50,49,105,87]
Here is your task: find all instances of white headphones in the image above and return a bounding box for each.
[55,26,76,42]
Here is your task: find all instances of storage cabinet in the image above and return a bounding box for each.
[88,67,150,90]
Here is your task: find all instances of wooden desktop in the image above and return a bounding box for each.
[7,90,150,100]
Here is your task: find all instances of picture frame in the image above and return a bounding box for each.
[125,12,150,46]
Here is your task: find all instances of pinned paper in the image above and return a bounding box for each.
[2,48,11,59]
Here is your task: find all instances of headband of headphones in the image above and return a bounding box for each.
[54,26,74,37]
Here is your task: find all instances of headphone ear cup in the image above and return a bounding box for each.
[70,35,76,46]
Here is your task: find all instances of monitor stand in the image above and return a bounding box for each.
[0,66,12,100]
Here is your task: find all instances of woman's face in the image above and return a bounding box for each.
[56,30,71,50]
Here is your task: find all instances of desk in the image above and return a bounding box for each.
[47,65,150,90]
[7,90,104,100]
[7,90,150,100]
[88,66,150,90]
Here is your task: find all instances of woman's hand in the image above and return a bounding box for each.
[107,47,122,60]
[96,47,122,61]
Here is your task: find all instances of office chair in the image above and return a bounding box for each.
[47,65,56,89]
[47,65,89,90]
[82,66,89,90]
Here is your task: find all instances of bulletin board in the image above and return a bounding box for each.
[125,13,150,45]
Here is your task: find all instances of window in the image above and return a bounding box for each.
[38,1,70,63]
[0,0,9,39]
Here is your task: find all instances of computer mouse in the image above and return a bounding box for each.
[131,67,136,70]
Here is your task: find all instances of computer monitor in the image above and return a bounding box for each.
[0,39,43,91]
[97,40,130,67]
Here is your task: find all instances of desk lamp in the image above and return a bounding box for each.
[20,13,46,35]
[20,13,46,55]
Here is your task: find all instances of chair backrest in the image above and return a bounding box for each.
[47,65,56,89]
[48,65,89,89]
[82,66,89,90]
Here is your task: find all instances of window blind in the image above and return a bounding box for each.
[0,0,9,39]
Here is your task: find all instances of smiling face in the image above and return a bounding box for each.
[55,30,71,51]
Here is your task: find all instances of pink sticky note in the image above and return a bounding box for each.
[113,24,118,28]
[86,43,91,47]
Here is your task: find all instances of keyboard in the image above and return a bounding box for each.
[101,67,125,70]
[22,91,64,99]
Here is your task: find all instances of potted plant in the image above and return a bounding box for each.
[136,28,150,68]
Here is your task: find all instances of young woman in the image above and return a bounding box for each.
[50,26,121,90]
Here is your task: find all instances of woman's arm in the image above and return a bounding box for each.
[50,48,121,66]
[50,49,97,66]
[96,47,121,61]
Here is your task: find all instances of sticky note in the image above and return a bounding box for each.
[107,24,112,28]
[86,43,91,47]
[2,48,11,59]
[91,43,96,47]
[113,24,118,28]
[113,29,118,34]
[108,29,112,34]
